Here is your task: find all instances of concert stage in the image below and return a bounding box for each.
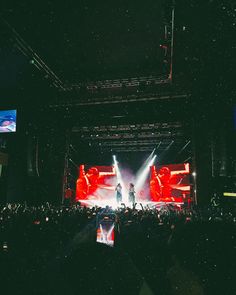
[72,162,191,209]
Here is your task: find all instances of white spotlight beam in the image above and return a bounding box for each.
[135,155,157,193]
[177,140,190,154]
[158,140,174,160]
[135,148,156,177]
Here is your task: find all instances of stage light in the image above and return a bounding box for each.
[135,155,157,194]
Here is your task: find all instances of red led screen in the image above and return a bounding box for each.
[75,165,116,202]
[150,163,190,202]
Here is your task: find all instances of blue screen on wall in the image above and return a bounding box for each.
[0,110,17,133]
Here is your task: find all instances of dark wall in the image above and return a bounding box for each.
[0,105,67,205]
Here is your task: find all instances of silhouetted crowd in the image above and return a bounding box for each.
[0,202,235,295]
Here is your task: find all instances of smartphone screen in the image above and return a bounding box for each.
[96,219,115,247]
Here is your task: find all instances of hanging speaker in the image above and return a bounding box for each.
[27,136,39,177]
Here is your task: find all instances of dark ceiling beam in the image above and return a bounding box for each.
[97,140,162,147]
[102,146,155,152]
[52,93,189,107]
[0,16,68,91]
[76,131,183,140]
[72,121,183,132]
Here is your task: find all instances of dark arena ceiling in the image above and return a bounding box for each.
[1,0,235,168]
[1,0,235,101]
[0,0,193,166]
[1,0,174,93]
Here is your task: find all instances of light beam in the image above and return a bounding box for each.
[135,148,156,177]
[135,155,157,195]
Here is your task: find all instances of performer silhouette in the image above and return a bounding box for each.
[115,183,122,204]
[128,183,136,205]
